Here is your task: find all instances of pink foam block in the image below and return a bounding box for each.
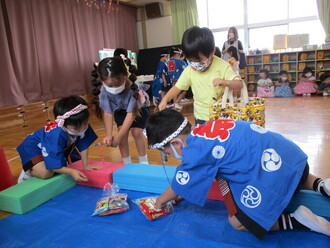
[0,146,15,191]
[207,180,224,201]
[68,160,125,188]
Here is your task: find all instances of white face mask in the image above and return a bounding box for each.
[65,127,88,139]
[187,58,211,72]
[229,32,235,39]
[103,83,125,95]
[281,77,287,81]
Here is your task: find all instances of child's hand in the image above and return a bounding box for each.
[171,196,183,205]
[110,134,122,148]
[158,101,167,111]
[103,136,113,146]
[70,169,88,182]
[83,164,102,171]
[155,197,167,209]
[213,78,228,87]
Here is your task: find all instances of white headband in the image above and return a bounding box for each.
[143,118,188,149]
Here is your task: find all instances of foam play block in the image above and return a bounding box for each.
[0,174,75,214]
[113,163,176,194]
[285,190,330,217]
[68,160,125,188]
[0,146,15,191]
[113,163,224,201]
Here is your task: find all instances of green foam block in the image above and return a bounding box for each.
[0,174,76,214]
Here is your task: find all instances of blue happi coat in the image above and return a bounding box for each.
[17,122,97,169]
[171,120,307,231]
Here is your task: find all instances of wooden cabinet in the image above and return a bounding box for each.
[246,49,330,95]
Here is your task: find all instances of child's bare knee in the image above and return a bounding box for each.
[31,169,54,179]
[228,215,247,231]
[131,128,143,138]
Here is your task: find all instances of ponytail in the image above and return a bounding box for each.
[91,63,103,120]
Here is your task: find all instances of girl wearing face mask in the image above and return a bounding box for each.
[222,27,244,61]
[92,57,150,165]
[294,67,317,96]
[274,70,293,97]
[17,95,99,183]
[158,26,243,126]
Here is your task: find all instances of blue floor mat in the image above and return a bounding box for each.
[0,185,329,248]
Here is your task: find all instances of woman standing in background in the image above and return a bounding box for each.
[222,27,244,61]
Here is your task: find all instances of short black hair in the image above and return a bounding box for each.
[302,67,313,76]
[320,72,330,82]
[279,70,288,76]
[160,48,170,59]
[182,26,215,60]
[146,109,191,148]
[53,95,89,128]
[259,69,269,77]
[170,47,181,58]
[227,46,239,61]
[114,48,128,58]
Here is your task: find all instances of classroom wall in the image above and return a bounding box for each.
[136,2,174,49]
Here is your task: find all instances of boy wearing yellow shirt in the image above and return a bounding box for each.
[158,26,243,125]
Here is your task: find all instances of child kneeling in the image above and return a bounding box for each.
[17,95,100,183]
[145,109,330,239]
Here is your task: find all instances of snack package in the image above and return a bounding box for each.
[133,196,174,220]
[92,194,129,216]
[92,183,129,216]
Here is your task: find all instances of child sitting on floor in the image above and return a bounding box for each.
[274,70,293,97]
[316,72,330,96]
[294,67,317,96]
[144,109,330,240]
[257,69,274,97]
[17,95,99,183]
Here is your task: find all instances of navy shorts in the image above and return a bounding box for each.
[114,107,150,129]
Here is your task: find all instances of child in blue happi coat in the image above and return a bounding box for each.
[17,95,99,183]
[152,49,172,108]
[168,47,188,110]
[144,109,330,240]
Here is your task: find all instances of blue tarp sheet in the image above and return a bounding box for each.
[0,185,329,248]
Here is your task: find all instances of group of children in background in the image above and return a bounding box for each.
[152,47,188,110]
[256,67,330,98]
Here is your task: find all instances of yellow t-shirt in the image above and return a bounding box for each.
[176,56,240,121]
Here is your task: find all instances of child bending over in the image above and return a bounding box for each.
[17,95,99,183]
[92,57,150,164]
[145,109,330,240]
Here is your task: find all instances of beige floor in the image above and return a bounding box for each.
[1,96,329,218]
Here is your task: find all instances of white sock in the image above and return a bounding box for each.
[17,169,32,183]
[139,155,149,164]
[122,156,131,164]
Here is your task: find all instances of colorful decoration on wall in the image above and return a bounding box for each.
[66,0,119,13]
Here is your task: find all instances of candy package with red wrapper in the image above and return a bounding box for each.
[92,183,129,216]
[133,196,174,220]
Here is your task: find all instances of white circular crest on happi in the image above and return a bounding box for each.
[176,171,190,185]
